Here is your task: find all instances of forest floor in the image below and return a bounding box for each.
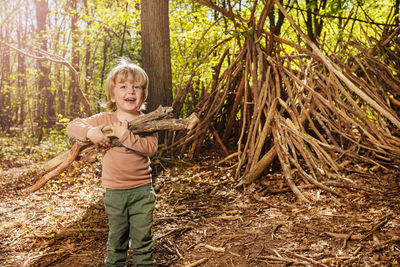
[1,138,400,266]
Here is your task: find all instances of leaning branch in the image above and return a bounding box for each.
[274,0,400,129]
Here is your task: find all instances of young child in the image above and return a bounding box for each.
[66,58,157,267]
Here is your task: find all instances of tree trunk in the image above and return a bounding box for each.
[268,0,284,36]
[69,0,80,118]
[0,31,11,132]
[84,45,91,109]
[34,0,51,141]
[17,51,27,125]
[304,0,327,46]
[56,68,65,116]
[140,0,173,113]
[83,0,91,97]
[16,10,27,125]
[98,40,109,113]
[305,0,316,44]
[120,2,129,56]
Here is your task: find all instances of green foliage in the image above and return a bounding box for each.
[169,0,238,116]
[0,0,398,129]
[0,116,70,164]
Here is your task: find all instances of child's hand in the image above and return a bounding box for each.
[86,125,110,147]
[105,120,128,139]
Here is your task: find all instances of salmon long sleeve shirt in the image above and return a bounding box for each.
[66,112,158,189]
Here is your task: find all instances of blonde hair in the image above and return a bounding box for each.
[104,58,149,111]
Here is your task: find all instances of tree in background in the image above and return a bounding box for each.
[304,0,327,46]
[16,6,27,126]
[140,0,173,113]
[68,0,80,118]
[34,0,53,142]
[0,0,398,147]
[0,27,11,132]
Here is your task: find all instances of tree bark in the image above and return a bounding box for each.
[120,2,129,56]
[304,0,327,47]
[16,52,27,125]
[34,0,51,140]
[140,0,173,112]
[99,40,109,113]
[56,68,65,116]
[0,29,11,131]
[69,0,81,118]
[16,10,27,125]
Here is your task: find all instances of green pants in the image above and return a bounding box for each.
[104,183,156,267]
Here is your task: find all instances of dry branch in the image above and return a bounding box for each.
[274,0,400,129]
[285,251,329,267]
[152,1,400,201]
[183,258,208,267]
[323,232,363,240]
[27,106,199,193]
[173,1,399,201]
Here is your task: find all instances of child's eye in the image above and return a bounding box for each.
[120,85,126,89]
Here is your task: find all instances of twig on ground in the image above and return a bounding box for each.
[342,231,354,249]
[183,258,208,267]
[361,212,393,241]
[323,232,363,240]
[203,244,226,252]
[255,255,297,264]
[285,251,329,267]
[155,226,192,240]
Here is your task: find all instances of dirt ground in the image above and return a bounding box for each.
[0,150,399,266]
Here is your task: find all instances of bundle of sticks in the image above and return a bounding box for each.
[27,106,199,193]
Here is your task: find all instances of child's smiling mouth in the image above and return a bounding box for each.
[125,97,136,103]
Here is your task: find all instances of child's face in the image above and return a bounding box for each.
[111,74,144,116]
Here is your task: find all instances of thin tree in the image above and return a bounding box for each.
[34,0,52,141]
[68,0,80,117]
[0,28,11,131]
[304,0,327,46]
[16,10,27,125]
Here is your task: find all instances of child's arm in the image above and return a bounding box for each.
[86,126,110,147]
[106,120,158,157]
[66,115,110,147]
